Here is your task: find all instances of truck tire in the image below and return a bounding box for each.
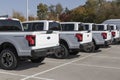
[83,45,95,53]
[31,57,45,63]
[54,44,69,59]
[95,46,100,50]
[0,48,18,70]
[92,40,100,51]
[70,51,79,55]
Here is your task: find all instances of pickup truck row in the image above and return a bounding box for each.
[0,17,119,70]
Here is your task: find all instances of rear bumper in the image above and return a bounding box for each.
[113,38,120,42]
[31,46,60,57]
[80,42,93,50]
[105,40,112,46]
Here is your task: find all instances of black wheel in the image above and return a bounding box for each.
[95,46,100,50]
[0,49,18,70]
[70,51,79,55]
[31,57,45,63]
[54,44,69,59]
[83,44,95,53]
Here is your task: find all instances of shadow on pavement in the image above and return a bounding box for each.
[47,54,80,59]
[15,61,45,71]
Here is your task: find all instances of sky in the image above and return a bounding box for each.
[0,0,87,18]
[0,0,112,18]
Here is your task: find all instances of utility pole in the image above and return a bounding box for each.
[26,0,29,21]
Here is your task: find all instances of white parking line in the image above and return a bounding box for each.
[21,53,97,80]
[0,71,54,80]
[72,63,120,70]
[93,56,120,60]
[26,77,54,80]
[45,60,65,64]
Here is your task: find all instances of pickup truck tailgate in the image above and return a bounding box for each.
[112,30,119,38]
[98,31,111,41]
[33,33,59,49]
[80,31,92,44]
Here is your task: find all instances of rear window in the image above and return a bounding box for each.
[0,20,22,31]
[78,24,85,31]
[23,22,44,31]
[23,23,32,31]
[92,25,104,31]
[61,24,74,31]
[49,22,61,31]
[109,25,114,30]
[32,23,44,31]
[83,24,89,30]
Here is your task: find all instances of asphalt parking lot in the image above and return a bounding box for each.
[0,45,120,80]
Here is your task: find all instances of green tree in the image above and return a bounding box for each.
[59,7,71,22]
[71,6,90,22]
[48,5,56,20]
[56,4,63,14]
[48,4,63,20]
[37,3,48,20]
[55,4,63,20]
[28,15,38,21]
[64,7,70,13]
[12,10,26,22]
[115,0,120,5]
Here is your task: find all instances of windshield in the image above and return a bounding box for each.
[0,20,22,31]
[49,22,61,31]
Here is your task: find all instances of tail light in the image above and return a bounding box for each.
[26,35,36,46]
[75,34,83,42]
[111,32,116,37]
[101,33,107,39]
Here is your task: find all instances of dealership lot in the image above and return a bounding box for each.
[0,45,120,80]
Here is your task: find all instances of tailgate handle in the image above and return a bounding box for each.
[47,37,51,39]
[87,35,89,37]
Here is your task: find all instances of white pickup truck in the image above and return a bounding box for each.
[23,20,93,59]
[109,24,120,43]
[0,18,59,70]
[60,22,94,52]
[78,23,105,50]
[94,24,112,46]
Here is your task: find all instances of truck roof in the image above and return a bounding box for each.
[60,22,82,24]
[82,23,95,25]
[23,20,57,23]
[104,19,120,22]
[95,24,108,26]
[0,17,19,21]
